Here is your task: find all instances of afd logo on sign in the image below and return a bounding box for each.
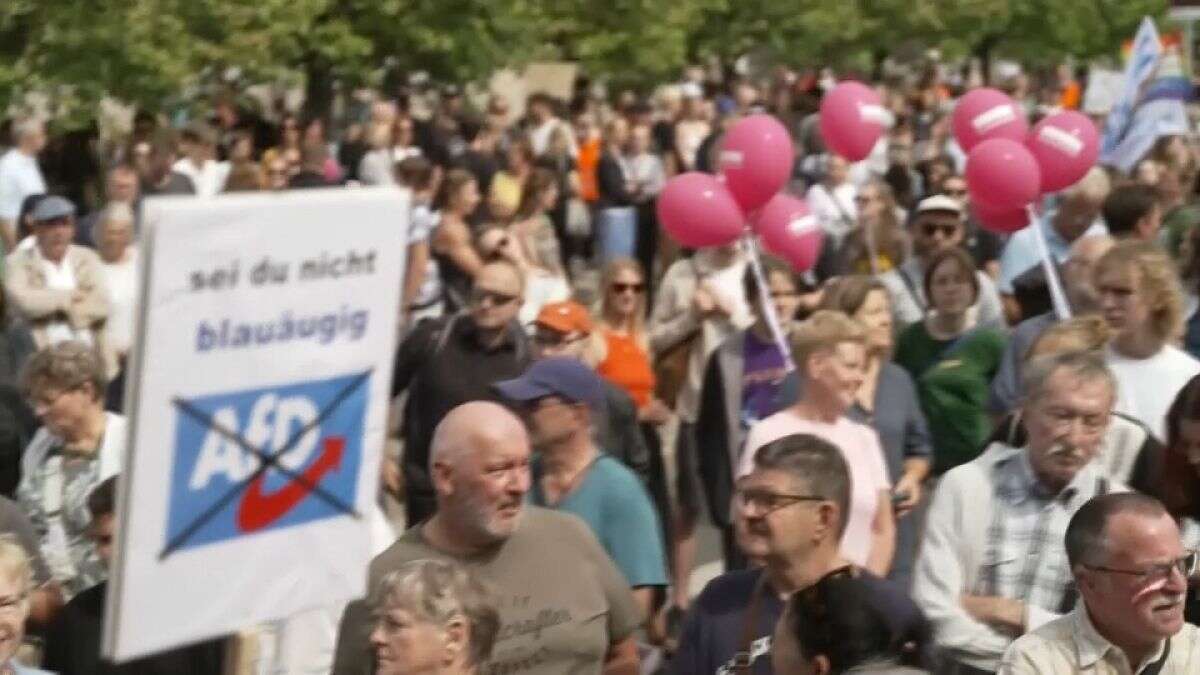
[163,371,369,557]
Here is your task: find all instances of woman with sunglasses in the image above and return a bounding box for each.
[597,258,671,426]
[835,180,909,277]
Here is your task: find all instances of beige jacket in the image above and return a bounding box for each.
[4,244,117,378]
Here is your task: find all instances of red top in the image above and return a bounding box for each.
[597,329,655,409]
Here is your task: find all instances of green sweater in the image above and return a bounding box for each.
[894,322,1007,474]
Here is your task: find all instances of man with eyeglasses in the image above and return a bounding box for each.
[876,194,1005,331]
[671,433,923,675]
[914,350,1126,674]
[390,260,532,527]
[1000,493,1200,674]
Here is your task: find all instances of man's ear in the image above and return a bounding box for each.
[430,459,455,498]
[442,616,468,666]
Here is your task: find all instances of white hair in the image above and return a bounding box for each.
[91,202,135,243]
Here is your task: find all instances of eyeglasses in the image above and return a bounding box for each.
[854,195,877,205]
[922,223,959,238]
[1039,406,1109,435]
[943,188,968,198]
[1085,551,1199,585]
[470,289,519,307]
[734,487,826,516]
[610,282,644,294]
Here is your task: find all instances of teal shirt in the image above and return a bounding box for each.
[530,455,668,588]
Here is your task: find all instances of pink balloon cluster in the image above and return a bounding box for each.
[955,89,1100,234]
[658,114,824,271]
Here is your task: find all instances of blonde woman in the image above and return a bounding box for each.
[596,258,670,424]
[1096,241,1200,441]
[370,560,498,675]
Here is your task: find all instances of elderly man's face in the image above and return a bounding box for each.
[1024,369,1113,492]
[370,605,452,675]
[97,218,133,261]
[30,381,97,442]
[445,427,532,545]
[734,468,831,562]
[1079,512,1189,648]
[34,217,74,263]
[0,570,28,667]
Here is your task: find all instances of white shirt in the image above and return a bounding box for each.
[172,158,229,197]
[100,248,139,356]
[529,118,576,158]
[1000,604,1200,674]
[0,148,45,220]
[805,182,858,244]
[1106,343,1200,442]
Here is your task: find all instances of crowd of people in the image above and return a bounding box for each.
[1,59,1200,674]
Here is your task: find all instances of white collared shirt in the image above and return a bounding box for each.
[999,603,1200,674]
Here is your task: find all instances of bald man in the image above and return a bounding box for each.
[332,402,642,675]
[989,234,1115,415]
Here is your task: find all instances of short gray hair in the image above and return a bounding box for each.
[20,341,108,401]
[1065,493,1169,568]
[375,560,499,667]
[753,434,851,538]
[1021,350,1116,405]
[92,202,135,243]
[0,535,34,598]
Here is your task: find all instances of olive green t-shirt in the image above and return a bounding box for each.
[331,506,642,675]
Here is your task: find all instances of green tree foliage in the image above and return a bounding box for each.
[0,0,1172,124]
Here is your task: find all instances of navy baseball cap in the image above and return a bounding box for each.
[493,357,605,410]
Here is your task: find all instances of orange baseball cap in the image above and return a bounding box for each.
[535,300,593,334]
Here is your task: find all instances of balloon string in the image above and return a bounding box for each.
[742,234,797,373]
[1027,203,1073,320]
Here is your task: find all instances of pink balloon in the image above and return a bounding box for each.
[656,172,745,248]
[966,138,1041,211]
[973,202,1030,234]
[952,88,1029,152]
[719,114,795,212]
[1027,110,1099,193]
[754,194,824,272]
[819,81,889,162]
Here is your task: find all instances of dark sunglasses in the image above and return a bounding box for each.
[611,282,644,294]
[942,188,967,197]
[534,330,585,347]
[922,223,959,238]
[470,289,518,307]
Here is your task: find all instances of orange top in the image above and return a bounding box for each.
[1059,81,1081,110]
[578,138,602,203]
[597,330,655,409]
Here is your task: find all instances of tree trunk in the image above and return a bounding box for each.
[302,56,335,126]
[974,35,999,85]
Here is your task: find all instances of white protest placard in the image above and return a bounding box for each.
[104,187,407,662]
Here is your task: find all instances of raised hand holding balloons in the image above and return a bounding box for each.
[1027,111,1100,193]
[657,172,745,248]
[952,88,1028,152]
[819,81,890,162]
[719,114,795,213]
[754,194,824,272]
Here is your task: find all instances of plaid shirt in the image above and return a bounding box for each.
[977,452,1111,616]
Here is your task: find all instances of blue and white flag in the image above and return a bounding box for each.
[1099,17,1191,173]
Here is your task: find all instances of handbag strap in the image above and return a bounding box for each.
[730,575,767,673]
